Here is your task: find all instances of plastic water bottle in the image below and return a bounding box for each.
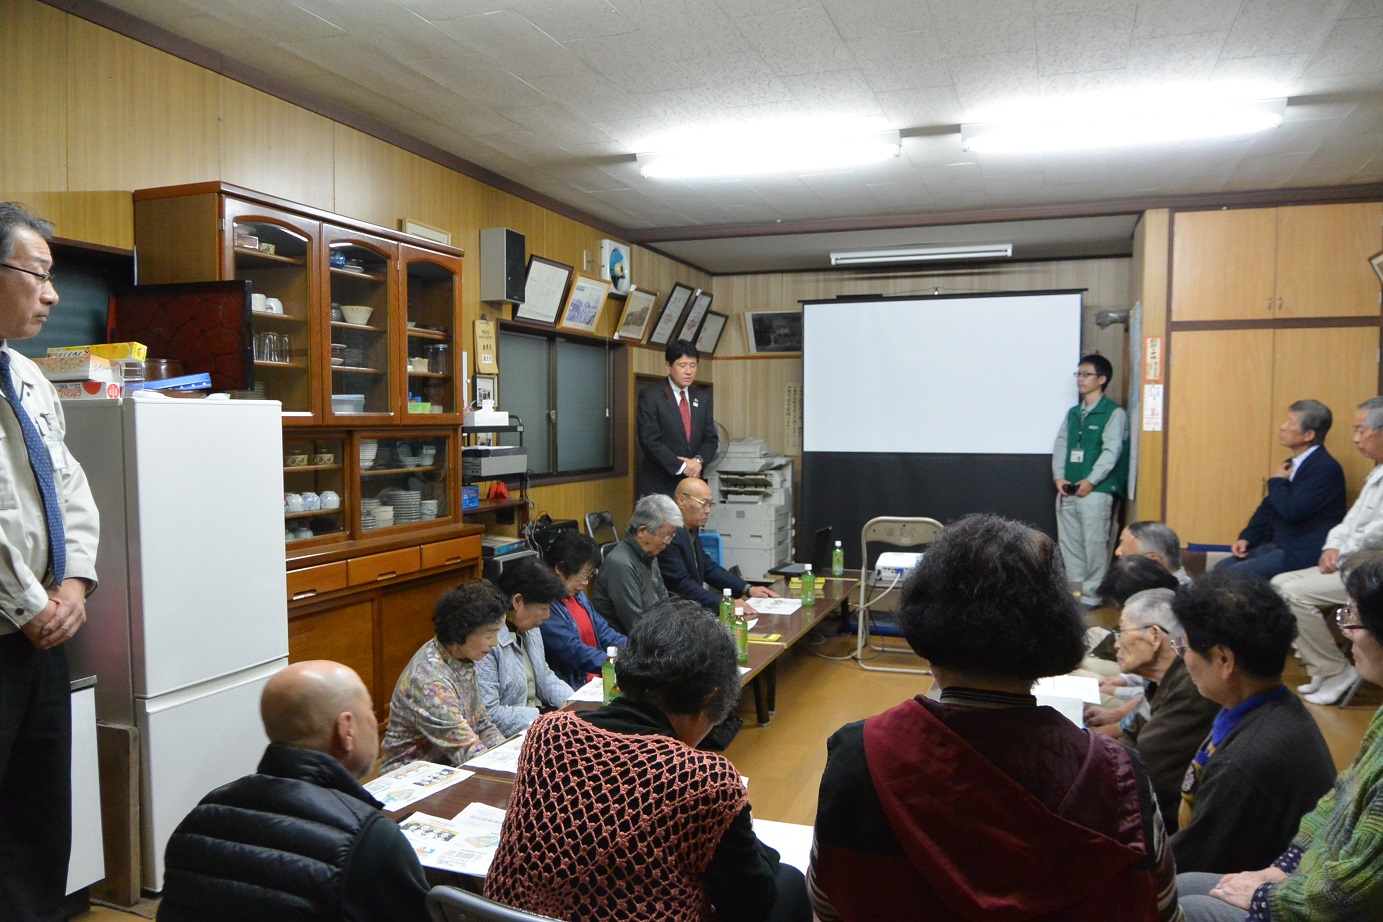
[602,646,619,705]
[733,606,749,664]
[718,587,734,628]
[802,564,816,606]
[832,540,845,577]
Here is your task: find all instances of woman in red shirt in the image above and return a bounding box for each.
[539,530,626,689]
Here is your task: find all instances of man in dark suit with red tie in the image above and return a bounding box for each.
[636,340,718,498]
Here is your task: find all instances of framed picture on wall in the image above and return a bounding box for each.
[648,283,695,346]
[557,273,612,333]
[514,256,573,326]
[743,309,803,354]
[615,288,658,341]
[600,239,632,297]
[677,290,713,342]
[473,373,498,407]
[694,310,728,354]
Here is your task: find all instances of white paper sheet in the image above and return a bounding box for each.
[461,732,526,773]
[399,803,507,876]
[363,761,473,811]
[753,818,814,873]
[567,676,606,703]
[745,598,802,615]
[1033,675,1102,704]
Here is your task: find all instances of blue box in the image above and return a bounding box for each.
[461,485,480,511]
[697,530,723,567]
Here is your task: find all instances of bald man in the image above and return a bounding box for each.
[157,661,429,922]
[660,477,778,611]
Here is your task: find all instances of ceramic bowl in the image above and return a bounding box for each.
[284,493,304,514]
[319,491,341,510]
[340,305,373,325]
[301,492,321,511]
[313,451,334,465]
[285,452,309,466]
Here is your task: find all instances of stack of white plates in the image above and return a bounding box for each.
[420,499,439,521]
[383,489,423,524]
[359,439,378,469]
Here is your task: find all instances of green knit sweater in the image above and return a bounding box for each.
[1261,704,1383,920]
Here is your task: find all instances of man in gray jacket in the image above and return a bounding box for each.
[591,494,682,635]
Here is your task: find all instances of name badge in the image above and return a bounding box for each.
[37,413,71,470]
[1069,449,1085,464]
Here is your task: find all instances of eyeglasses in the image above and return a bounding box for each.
[0,262,55,287]
[1336,605,1371,633]
[1073,371,1101,379]
[677,493,712,509]
[1170,635,1188,657]
[1110,624,1159,640]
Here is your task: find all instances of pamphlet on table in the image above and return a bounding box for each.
[745,598,802,616]
[567,676,605,703]
[462,731,527,773]
[364,761,473,811]
[399,802,507,876]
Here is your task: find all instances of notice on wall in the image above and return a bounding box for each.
[474,317,497,371]
[1142,384,1164,432]
[1144,336,1163,383]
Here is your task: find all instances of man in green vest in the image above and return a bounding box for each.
[1053,353,1129,609]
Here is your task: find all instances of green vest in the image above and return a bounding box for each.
[1063,395,1129,496]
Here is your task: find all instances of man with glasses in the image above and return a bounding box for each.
[1053,353,1129,609]
[660,477,778,611]
[0,203,101,920]
[591,494,682,635]
[1271,396,1383,705]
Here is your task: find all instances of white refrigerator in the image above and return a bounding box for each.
[64,392,289,892]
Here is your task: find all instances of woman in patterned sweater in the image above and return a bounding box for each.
[1178,548,1383,921]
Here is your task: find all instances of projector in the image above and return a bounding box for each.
[874,552,923,583]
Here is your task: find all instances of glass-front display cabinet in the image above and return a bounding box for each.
[283,434,347,547]
[401,245,462,422]
[356,433,453,534]
[325,226,396,422]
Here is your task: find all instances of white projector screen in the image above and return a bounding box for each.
[802,291,1083,454]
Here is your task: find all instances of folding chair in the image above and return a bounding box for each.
[856,516,943,674]
[583,511,619,561]
[427,885,565,922]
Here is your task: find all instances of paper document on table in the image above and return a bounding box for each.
[1035,694,1088,727]
[399,803,507,876]
[753,818,813,873]
[746,618,758,631]
[364,761,472,811]
[738,666,750,675]
[462,732,526,773]
[567,676,605,703]
[1033,675,1101,704]
[746,598,802,615]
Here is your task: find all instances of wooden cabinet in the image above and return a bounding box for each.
[1172,203,1382,321]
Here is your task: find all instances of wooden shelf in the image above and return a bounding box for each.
[469,498,526,514]
[254,359,306,368]
[283,463,342,472]
[330,321,385,333]
[234,245,305,267]
[332,365,385,374]
[406,327,448,340]
[406,370,446,379]
[362,464,441,477]
[285,509,344,519]
[252,310,306,324]
[330,266,386,283]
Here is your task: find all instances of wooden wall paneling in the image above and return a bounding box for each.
[288,597,379,705]
[131,193,221,283]
[219,81,336,212]
[1270,326,1382,500]
[1275,202,1383,319]
[63,16,221,249]
[0,0,68,224]
[1131,210,1170,520]
[1165,329,1275,544]
[379,574,465,706]
[1170,208,1277,322]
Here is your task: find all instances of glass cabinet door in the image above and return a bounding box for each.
[325,227,396,421]
[356,434,452,533]
[283,434,347,545]
[399,245,462,422]
[226,202,316,419]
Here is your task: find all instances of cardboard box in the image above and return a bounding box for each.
[56,381,121,400]
[48,342,148,362]
[33,354,118,383]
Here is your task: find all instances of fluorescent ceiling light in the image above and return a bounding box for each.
[962,98,1286,154]
[829,244,1014,266]
[639,129,900,179]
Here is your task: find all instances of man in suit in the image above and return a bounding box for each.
[1216,400,1347,581]
[661,477,778,609]
[637,339,717,498]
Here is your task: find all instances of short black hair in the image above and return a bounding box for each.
[1097,555,1179,607]
[898,514,1086,682]
[1172,570,1296,680]
[615,599,740,722]
[665,339,699,365]
[544,530,601,580]
[0,202,54,262]
[496,556,566,607]
[432,579,508,646]
[1080,353,1113,390]
[1345,549,1383,635]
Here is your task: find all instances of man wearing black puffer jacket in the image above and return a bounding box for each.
[157,661,429,922]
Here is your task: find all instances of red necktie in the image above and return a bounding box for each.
[679,390,692,442]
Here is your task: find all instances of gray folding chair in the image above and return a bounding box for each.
[427,886,565,922]
[856,516,943,674]
[583,511,619,561]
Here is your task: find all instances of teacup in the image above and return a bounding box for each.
[284,493,304,514]
[301,492,320,511]
[319,491,341,510]
[264,297,284,314]
[252,293,267,312]
[295,526,313,539]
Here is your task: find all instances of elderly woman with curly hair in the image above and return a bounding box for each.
[811,513,1180,922]
[486,600,809,922]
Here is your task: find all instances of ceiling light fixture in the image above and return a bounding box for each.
[829,243,1014,266]
[638,129,901,180]
[961,97,1287,154]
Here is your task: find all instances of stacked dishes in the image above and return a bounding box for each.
[359,439,378,470]
[384,489,423,525]
[361,496,382,530]
[420,499,439,521]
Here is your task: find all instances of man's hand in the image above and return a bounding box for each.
[1320,548,1341,574]
[747,585,778,599]
[1209,868,1288,910]
[1231,539,1251,558]
[1055,478,1070,494]
[1270,459,1292,481]
[1074,479,1094,498]
[22,580,88,650]
[679,456,703,479]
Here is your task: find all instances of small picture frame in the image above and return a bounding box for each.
[600,239,632,298]
[514,256,573,326]
[677,290,713,342]
[743,310,803,354]
[615,288,658,341]
[1371,250,1383,286]
[473,373,498,407]
[694,310,729,354]
[649,283,695,346]
[558,272,612,333]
